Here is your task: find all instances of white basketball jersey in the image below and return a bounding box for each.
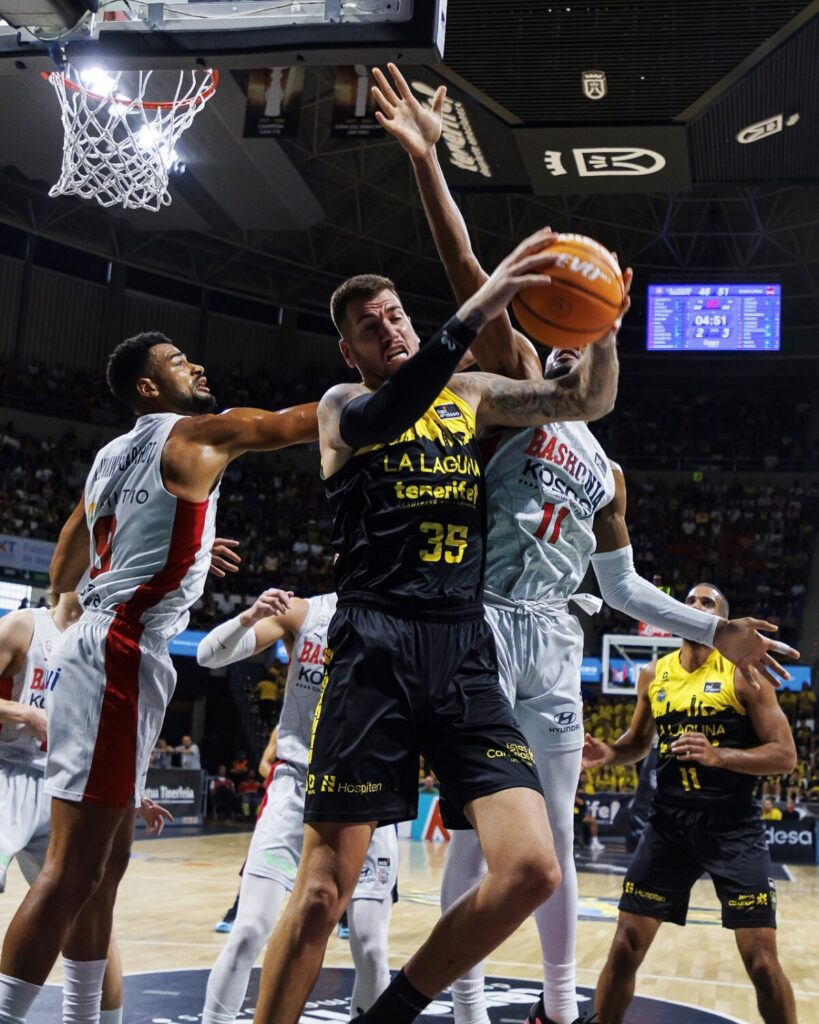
[277,593,337,771]
[483,421,615,605]
[0,609,62,771]
[80,413,219,639]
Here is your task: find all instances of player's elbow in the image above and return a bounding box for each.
[195,643,214,668]
[778,743,798,775]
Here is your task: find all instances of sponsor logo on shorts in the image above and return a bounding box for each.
[311,775,383,796]
[549,705,582,735]
[263,852,297,878]
[359,865,373,883]
[0,852,11,869]
[727,892,770,910]
[377,857,391,885]
[623,880,665,903]
[486,741,535,766]
[703,681,722,693]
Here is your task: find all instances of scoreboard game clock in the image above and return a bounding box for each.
[647,284,781,352]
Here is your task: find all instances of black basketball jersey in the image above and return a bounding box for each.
[326,386,485,619]
[650,649,760,810]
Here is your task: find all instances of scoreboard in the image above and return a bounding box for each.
[646,284,781,352]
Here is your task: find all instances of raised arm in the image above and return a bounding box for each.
[582,665,658,770]
[372,63,543,382]
[197,591,307,669]
[671,669,796,776]
[592,465,799,688]
[461,321,620,431]
[50,494,90,594]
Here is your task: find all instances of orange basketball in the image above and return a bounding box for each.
[512,233,625,348]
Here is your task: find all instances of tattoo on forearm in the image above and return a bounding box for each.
[462,308,486,334]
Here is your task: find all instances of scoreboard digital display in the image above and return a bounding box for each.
[646,284,781,352]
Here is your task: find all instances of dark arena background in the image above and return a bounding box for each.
[0,2,817,1022]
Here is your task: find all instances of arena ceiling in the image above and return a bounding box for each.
[0,0,818,348]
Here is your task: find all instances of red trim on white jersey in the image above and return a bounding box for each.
[83,497,209,806]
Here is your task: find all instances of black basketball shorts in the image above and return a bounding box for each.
[303,603,543,828]
[619,803,777,929]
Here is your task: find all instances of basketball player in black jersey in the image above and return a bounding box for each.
[251,228,624,1024]
[584,584,798,1024]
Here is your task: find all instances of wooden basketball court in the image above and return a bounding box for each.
[1,830,815,1023]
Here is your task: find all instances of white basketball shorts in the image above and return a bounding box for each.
[0,763,51,891]
[246,761,399,900]
[484,602,584,753]
[45,613,176,808]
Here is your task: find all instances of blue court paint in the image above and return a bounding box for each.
[27,967,748,1023]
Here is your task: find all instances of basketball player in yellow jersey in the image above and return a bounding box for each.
[584,584,798,1024]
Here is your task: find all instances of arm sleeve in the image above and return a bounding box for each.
[196,615,256,668]
[339,313,478,449]
[591,545,719,647]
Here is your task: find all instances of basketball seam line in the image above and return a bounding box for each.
[514,293,612,335]
[541,272,623,311]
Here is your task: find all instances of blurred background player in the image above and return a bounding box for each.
[0,332,318,1024]
[584,583,798,1024]
[197,586,398,1022]
[0,590,171,1024]
[371,61,796,1024]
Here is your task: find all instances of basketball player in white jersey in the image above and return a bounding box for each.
[0,332,319,1024]
[372,63,798,1024]
[0,592,172,1024]
[197,587,398,1023]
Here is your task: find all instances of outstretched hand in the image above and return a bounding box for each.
[457,227,559,330]
[239,588,294,627]
[582,734,614,769]
[372,63,445,159]
[713,617,799,690]
[209,538,241,578]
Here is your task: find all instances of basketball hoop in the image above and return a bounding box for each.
[42,65,218,211]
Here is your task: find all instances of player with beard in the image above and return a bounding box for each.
[372,63,798,1024]
[0,333,318,1024]
[251,224,623,1024]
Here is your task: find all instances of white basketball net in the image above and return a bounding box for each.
[44,65,218,212]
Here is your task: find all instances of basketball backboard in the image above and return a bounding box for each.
[0,0,447,71]
[601,633,681,697]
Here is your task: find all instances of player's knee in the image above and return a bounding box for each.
[608,921,646,973]
[742,946,780,993]
[103,843,133,888]
[38,856,106,909]
[296,877,345,938]
[227,920,268,966]
[505,849,561,910]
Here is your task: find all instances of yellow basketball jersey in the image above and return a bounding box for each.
[650,649,759,808]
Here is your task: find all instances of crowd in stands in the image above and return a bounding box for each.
[593,475,817,651]
[0,357,342,431]
[592,387,816,471]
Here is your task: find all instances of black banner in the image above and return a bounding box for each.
[405,69,530,191]
[140,768,206,827]
[765,820,817,864]
[514,125,691,195]
[583,791,632,836]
